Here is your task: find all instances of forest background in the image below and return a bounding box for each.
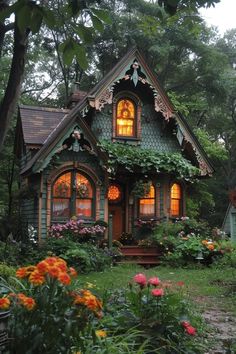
[0,0,235,236]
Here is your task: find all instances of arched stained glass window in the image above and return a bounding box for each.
[116,99,135,137]
[52,171,94,220]
[139,184,155,217]
[170,183,181,217]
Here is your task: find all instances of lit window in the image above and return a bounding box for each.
[116,99,135,137]
[52,171,94,220]
[139,185,155,217]
[171,183,181,217]
[108,184,122,202]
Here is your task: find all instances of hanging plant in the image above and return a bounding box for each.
[131,181,151,198]
[99,140,200,181]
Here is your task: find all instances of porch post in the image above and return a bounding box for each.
[108,214,113,249]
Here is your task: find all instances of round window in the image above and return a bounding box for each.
[108,184,122,203]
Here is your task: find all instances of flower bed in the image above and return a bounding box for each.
[0,262,204,353]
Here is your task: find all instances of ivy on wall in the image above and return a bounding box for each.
[99,140,200,180]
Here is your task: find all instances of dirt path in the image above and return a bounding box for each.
[195,296,236,354]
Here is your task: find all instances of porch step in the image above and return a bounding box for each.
[118,246,161,266]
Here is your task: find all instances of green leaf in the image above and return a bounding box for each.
[91,8,112,24]
[60,38,75,66]
[74,42,88,70]
[74,24,94,43]
[30,7,43,34]
[42,8,56,29]
[90,14,104,32]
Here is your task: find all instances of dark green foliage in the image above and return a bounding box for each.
[0,237,112,273]
[100,140,200,180]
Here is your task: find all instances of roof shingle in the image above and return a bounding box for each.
[19,105,69,145]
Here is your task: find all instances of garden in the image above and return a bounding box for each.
[0,217,236,353]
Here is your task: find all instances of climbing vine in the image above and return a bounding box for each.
[99,140,200,180]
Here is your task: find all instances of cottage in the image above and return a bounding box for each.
[15,48,213,242]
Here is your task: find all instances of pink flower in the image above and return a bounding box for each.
[133,273,147,287]
[151,288,164,297]
[148,277,160,286]
[185,325,196,336]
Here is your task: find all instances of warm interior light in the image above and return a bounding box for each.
[171,183,181,216]
[108,185,121,201]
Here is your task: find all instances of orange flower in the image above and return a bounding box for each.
[45,257,58,266]
[22,297,36,310]
[95,330,107,338]
[17,294,36,310]
[56,259,67,272]
[0,297,10,310]
[58,272,71,285]
[207,244,214,251]
[47,266,60,278]
[73,295,86,306]
[202,240,208,245]
[69,267,78,277]
[16,267,28,279]
[29,270,45,286]
[36,260,49,274]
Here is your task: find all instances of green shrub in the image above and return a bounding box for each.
[0,262,15,280]
[151,219,231,267]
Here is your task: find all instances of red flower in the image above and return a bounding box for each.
[151,288,164,297]
[148,277,160,286]
[133,273,147,287]
[185,325,196,336]
[181,321,191,328]
[177,281,185,286]
[58,272,71,285]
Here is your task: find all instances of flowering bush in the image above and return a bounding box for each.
[101,272,203,353]
[150,219,232,266]
[48,218,106,243]
[0,257,103,353]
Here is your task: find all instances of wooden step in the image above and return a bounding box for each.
[117,260,160,265]
[118,246,161,266]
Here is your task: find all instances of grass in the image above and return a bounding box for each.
[77,264,236,313]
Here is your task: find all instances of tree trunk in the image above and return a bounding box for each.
[0,22,29,150]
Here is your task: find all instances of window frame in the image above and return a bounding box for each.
[51,170,95,222]
[170,182,182,218]
[138,184,156,219]
[113,92,141,141]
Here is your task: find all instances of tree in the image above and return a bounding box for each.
[0,0,112,149]
[0,0,220,150]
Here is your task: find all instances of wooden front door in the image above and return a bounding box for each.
[109,205,124,240]
[108,183,125,240]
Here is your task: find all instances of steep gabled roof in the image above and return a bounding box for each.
[19,47,214,176]
[19,105,69,145]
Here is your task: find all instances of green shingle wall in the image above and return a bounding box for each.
[92,103,181,153]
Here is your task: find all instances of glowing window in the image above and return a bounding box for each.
[108,185,122,202]
[116,99,135,137]
[171,183,181,217]
[52,171,94,220]
[139,185,155,217]
[75,173,93,217]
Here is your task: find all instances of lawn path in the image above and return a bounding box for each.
[195,296,236,354]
